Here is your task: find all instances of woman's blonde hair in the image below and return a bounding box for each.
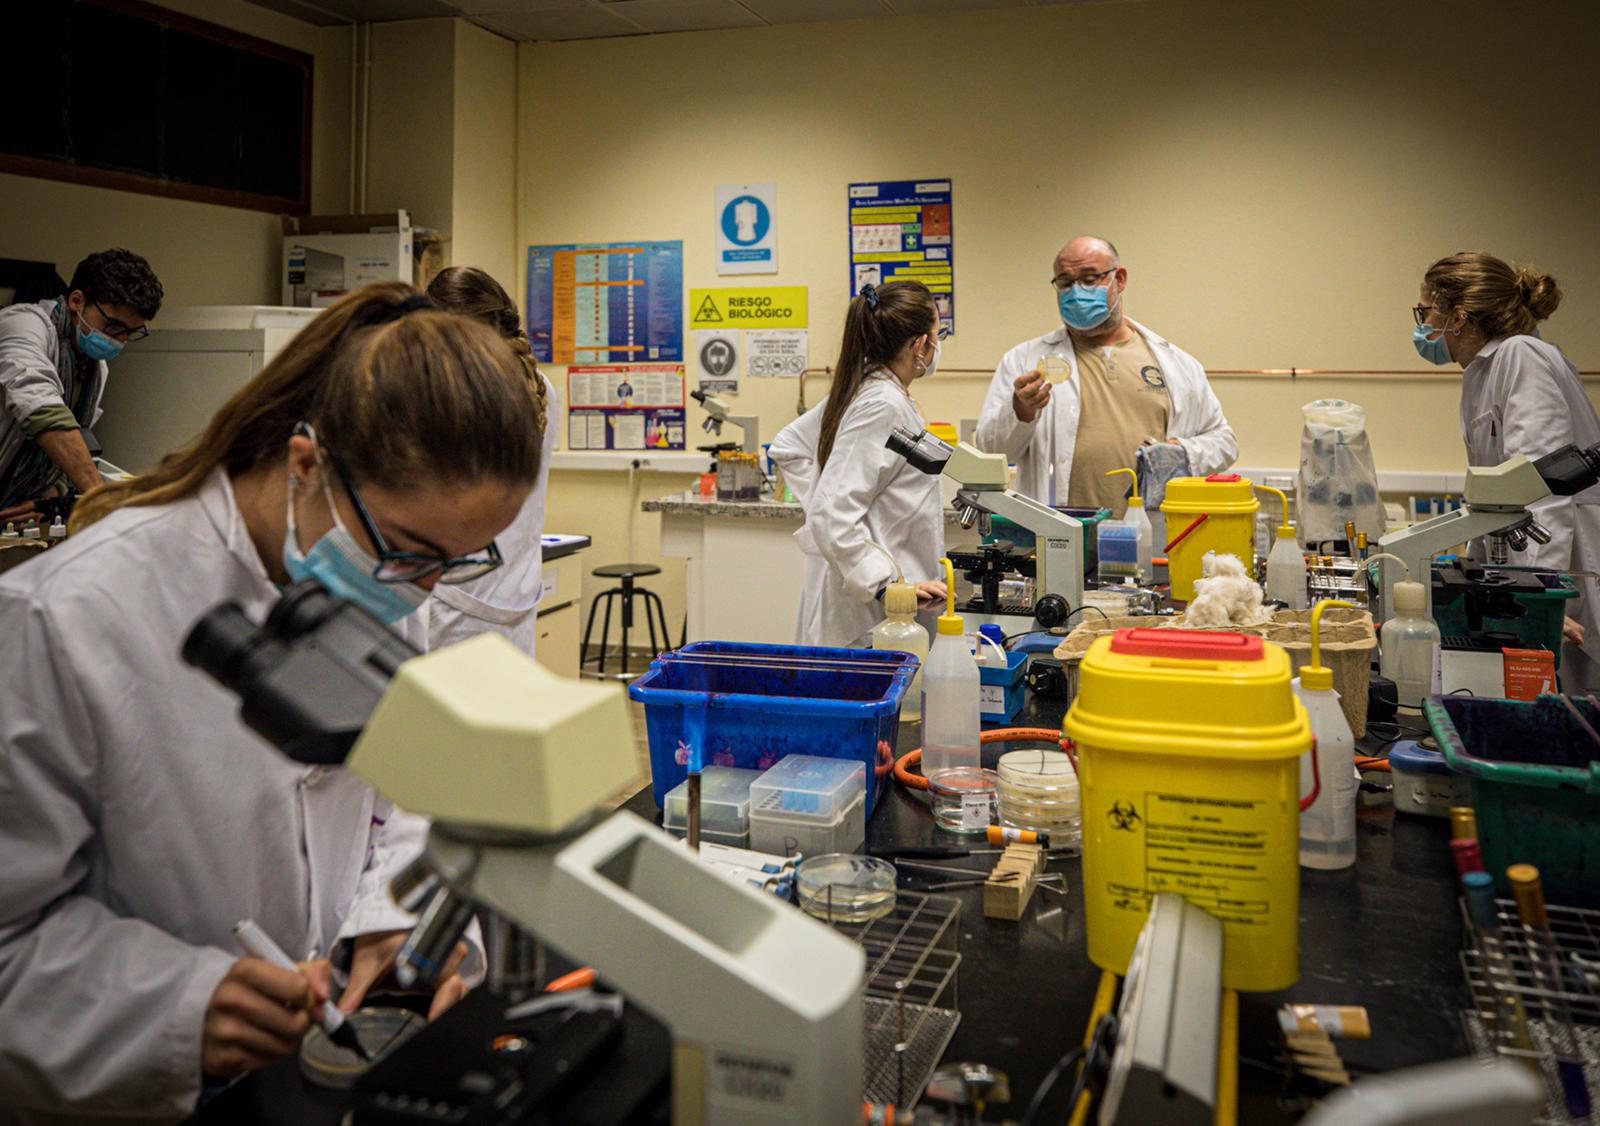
[72,282,541,531]
[426,266,548,444]
[1424,252,1563,340]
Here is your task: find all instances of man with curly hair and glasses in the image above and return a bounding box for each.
[0,248,163,516]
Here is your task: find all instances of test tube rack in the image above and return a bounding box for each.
[1458,897,1600,1125]
[819,889,963,1111]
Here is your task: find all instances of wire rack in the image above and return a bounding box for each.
[819,889,963,1109]
[1458,897,1600,1125]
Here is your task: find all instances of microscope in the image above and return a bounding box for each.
[184,582,865,1124]
[691,389,760,454]
[1374,442,1600,623]
[886,427,1086,633]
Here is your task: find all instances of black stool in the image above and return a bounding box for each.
[582,563,673,680]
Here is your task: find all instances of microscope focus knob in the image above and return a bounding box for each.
[1527,521,1553,546]
[1035,594,1070,630]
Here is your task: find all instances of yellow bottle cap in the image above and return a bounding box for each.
[1105,466,1141,505]
[1301,599,1357,692]
[1258,484,1294,538]
[936,557,964,636]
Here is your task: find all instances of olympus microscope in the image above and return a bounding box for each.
[691,388,760,454]
[887,427,1087,633]
[185,582,865,1125]
[1374,442,1600,623]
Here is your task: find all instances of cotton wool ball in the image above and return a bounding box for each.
[1184,552,1273,628]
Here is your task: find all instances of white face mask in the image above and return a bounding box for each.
[924,340,941,377]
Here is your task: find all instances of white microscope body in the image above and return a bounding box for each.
[347,635,866,1124]
[1374,456,1552,622]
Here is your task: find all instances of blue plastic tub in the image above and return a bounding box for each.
[628,641,918,812]
[980,651,1029,725]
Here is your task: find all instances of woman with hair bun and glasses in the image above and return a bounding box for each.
[425,266,558,656]
[0,283,542,1118]
[1415,251,1600,684]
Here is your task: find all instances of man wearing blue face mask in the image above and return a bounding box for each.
[0,248,163,516]
[977,236,1235,516]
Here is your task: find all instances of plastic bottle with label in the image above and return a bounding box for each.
[1381,579,1442,708]
[922,558,980,783]
[1295,600,1358,870]
[873,581,930,722]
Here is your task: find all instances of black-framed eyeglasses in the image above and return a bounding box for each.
[1412,303,1440,327]
[1052,268,1116,292]
[936,324,952,341]
[90,301,150,343]
[324,446,503,585]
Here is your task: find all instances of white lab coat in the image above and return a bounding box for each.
[428,374,559,655]
[770,373,944,648]
[1459,334,1600,679]
[0,469,471,1124]
[976,320,1237,503]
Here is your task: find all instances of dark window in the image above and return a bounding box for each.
[0,0,313,214]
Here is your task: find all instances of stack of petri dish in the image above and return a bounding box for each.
[996,749,1080,850]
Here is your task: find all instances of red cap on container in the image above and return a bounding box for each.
[1109,628,1265,662]
[1205,473,1243,483]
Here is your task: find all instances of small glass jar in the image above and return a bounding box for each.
[996,749,1080,851]
[927,767,998,835]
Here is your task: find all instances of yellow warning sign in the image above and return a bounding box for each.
[689,286,807,330]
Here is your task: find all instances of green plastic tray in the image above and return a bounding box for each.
[1425,693,1600,907]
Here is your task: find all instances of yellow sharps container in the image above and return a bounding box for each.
[1160,472,1259,602]
[1065,628,1312,992]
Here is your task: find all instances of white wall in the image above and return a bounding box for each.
[0,0,353,308]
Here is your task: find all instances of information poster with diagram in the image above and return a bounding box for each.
[847,179,954,337]
[566,365,686,451]
[527,242,683,365]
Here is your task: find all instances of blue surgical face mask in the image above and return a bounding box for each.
[282,469,427,625]
[1413,323,1452,366]
[1059,282,1115,332]
[74,310,124,361]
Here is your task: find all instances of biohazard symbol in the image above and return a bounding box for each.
[695,295,723,323]
[1107,801,1142,832]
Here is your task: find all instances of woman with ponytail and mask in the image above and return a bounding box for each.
[1415,252,1600,685]
[425,267,558,655]
[0,284,542,1120]
[770,280,948,648]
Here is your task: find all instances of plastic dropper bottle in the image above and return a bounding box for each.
[1379,569,1442,708]
[1296,599,1358,870]
[873,580,930,722]
[47,516,67,546]
[1258,485,1307,610]
[922,557,980,784]
[1104,467,1153,582]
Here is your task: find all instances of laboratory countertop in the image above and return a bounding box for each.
[204,699,1464,1125]
[621,699,1466,1124]
[643,490,967,523]
[538,533,590,560]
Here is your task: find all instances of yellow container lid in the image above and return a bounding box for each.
[927,422,959,444]
[1065,629,1310,758]
[1160,473,1260,515]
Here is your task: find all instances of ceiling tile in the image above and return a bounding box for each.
[600,0,767,33]
[446,0,586,15]
[471,5,647,39]
[890,0,1024,12]
[737,0,890,25]
[344,0,461,18]
[242,0,360,22]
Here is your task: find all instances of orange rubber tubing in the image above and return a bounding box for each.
[895,727,1072,791]
[545,966,597,993]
